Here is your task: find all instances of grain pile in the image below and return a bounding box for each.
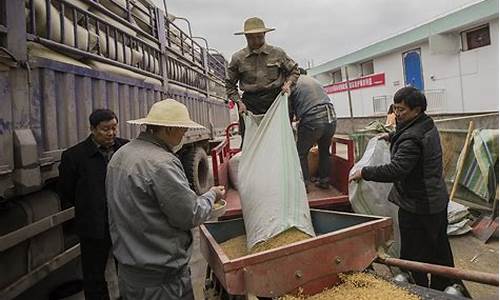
[220,235,247,259]
[280,273,420,300]
[219,227,312,259]
[250,228,311,254]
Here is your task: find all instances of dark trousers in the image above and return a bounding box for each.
[297,119,336,183]
[398,208,455,290]
[80,236,112,300]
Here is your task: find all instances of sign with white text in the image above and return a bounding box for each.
[324,73,385,94]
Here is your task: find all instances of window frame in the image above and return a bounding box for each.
[331,69,342,83]
[360,60,374,76]
[461,24,491,51]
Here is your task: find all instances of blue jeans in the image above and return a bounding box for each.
[297,119,336,183]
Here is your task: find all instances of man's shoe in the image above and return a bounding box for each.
[316,181,330,190]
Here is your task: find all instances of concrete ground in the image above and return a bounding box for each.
[449,234,498,299]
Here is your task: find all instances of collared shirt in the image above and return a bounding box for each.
[91,135,115,163]
[225,43,299,108]
[106,131,216,274]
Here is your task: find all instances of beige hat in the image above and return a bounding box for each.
[234,17,275,35]
[127,99,205,129]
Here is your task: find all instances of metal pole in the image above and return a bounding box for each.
[376,256,499,286]
[344,65,355,132]
[192,36,209,50]
[345,65,354,118]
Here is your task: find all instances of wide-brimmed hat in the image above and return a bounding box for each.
[234,17,275,35]
[127,99,205,129]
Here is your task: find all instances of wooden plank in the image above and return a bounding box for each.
[56,73,78,148]
[450,121,474,202]
[146,89,154,110]
[0,245,80,300]
[5,0,27,60]
[41,69,58,151]
[0,208,75,251]
[92,79,107,110]
[0,70,14,193]
[107,81,120,122]
[130,86,140,138]
[118,84,130,140]
[29,69,43,153]
[76,76,92,141]
[138,87,148,119]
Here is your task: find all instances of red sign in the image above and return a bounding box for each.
[324,73,385,94]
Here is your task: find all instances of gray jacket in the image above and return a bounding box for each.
[106,132,215,275]
[289,75,336,121]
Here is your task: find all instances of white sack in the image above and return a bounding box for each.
[349,137,400,257]
[238,93,315,250]
[228,152,241,190]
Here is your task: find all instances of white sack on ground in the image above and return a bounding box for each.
[349,137,400,257]
[238,93,315,250]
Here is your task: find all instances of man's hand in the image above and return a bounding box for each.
[210,185,226,201]
[378,133,390,141]
[281,80,292,94]
[348,169,363,183]
[237,102,247,114]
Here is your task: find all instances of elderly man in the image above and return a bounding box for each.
[349,87,460,292]
[289,70,337,191]
[59,109,128,300]
[106,99,225,300]
[226,17,300,139]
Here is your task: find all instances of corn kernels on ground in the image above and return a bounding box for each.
[280,272,420,300]
[220,228,311,259]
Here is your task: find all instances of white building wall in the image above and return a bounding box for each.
[321,19,498,117]
[460,19,499,112]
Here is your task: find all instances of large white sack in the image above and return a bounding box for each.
[228,152,241,190]
[238,93,315,250]
[349,137,400,257]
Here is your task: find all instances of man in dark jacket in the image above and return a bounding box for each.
[349,87,456,291]
[59,109,128,300]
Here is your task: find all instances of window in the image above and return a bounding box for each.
[461,24,490,51]
[361,60,374,76]
[331,69,342,83]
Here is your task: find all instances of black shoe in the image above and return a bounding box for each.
[316,181,330,190]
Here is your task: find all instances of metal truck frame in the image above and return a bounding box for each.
[0,0,230,298]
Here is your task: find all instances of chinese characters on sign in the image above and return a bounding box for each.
[324,73,385,94]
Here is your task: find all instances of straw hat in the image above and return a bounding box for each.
[234,17,275,35]
[127,99,205,129]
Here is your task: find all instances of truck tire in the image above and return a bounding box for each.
[182,146,212,195]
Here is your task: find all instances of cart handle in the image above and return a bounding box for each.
[376,256,499,286]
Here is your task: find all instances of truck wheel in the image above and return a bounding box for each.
[182,146,212,195]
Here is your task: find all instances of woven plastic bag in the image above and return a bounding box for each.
[349,137,400,257]
[238,93,315,250]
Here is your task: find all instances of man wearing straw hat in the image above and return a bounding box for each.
[106,99,225,300]
[226,17,300,137]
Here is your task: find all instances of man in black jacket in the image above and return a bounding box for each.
[349,87,456,291]
[59,109,128,300]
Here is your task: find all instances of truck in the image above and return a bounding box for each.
[0,0,230,298]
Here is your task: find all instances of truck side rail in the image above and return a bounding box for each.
[24,0,227,98]
[330,137,355,195]
[211,122,240,187]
